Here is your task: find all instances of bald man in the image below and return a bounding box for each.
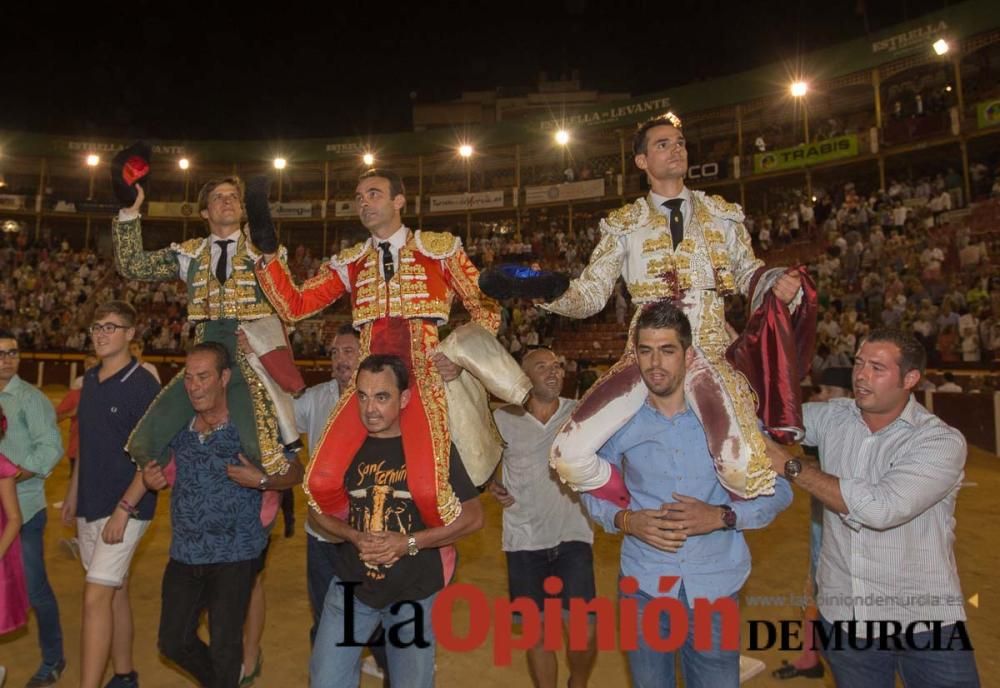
[490,348,597,688]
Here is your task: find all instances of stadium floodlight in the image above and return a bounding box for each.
[555,130,570,145]
[86,154,100,167]
[458,144,474,158]
[363,153,375,166]
[790,81,808,98]
[273,158,287,170]
[178,158,190,170]
[933,39,950,56]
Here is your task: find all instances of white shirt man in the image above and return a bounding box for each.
[490,348,596,688]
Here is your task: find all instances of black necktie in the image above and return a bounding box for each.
[663,199,684,249]
[379,241,395,281]
[215,239,234,284]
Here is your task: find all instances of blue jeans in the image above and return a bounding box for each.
[20,509,64,668]
[310,576,436,688]
[624,582,738,688]
[819,617,980,687]
[306,534,339,646]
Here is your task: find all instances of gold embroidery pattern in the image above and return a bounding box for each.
[645,256,675,277]
[187,237,277,321]
[714,361,774,498]
[642,235,673,254]
[694,291,730,359]
[331,240,371,267]
[409,320,461,525]
[173,237,207,259]
[704,193,745,221]
[236,346,287,476]
[603,202,643,233]
[443,249,500,334]
[414,230,460,259]
[112,217,180,282]
[627,281,673,303]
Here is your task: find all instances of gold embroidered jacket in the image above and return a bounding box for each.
[258,229,500,333]
[543,191,763,358]
[112,216,279,322]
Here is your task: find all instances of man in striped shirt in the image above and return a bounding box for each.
[765,328,980,688]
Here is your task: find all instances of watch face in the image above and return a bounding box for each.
[722,507,736,529]
[785,459,802,479]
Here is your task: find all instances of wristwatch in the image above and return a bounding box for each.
[784,458,803,482]
[720,504,737,530]
[407,536,419,557]
[257,474,270,491]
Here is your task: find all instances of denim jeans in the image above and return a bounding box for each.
[306,534,390,684]
[624,582,739,688]
[306,533,338,646]
[310,576,436,688]
[158,558,258,688]
[20,509,64,668]
[819,617,980,688]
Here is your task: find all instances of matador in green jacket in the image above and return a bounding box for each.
[111,170,303,478]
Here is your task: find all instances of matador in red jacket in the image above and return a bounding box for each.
[255,169,528,528]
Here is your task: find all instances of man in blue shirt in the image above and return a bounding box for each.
[0,330,66,687]
[142,342,269,688]
[62,301,160,688]
[581,302,792,688]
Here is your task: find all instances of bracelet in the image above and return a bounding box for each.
[118,499,139,518]
[620,510,632,535]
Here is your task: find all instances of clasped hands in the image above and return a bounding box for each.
[354,530,409,568]
[625,493,726,553]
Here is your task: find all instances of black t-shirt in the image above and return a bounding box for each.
[334,437,477,609]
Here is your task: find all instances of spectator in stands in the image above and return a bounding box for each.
[937,372,963,393]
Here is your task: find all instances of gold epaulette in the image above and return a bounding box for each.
[330,240,371,267]
[170,237,207,259]
[600,198,649,236]
[697,191,745,222]
[414,230,461,259]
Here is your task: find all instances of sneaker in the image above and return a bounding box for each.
[360,656,384,679]
[104,671,138,688]
[739,655,766,683]
[25,659,66,688]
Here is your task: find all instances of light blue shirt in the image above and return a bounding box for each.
[582,400,792,601]
[0,375,64,521]
[294,378,341,452]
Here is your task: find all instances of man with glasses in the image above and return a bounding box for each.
[61,302,160,688]
[0,330,66,686]
[111,176,303,487]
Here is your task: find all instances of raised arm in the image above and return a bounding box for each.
[112,185,181,282]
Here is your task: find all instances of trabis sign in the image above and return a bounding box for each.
[753,135,859,174]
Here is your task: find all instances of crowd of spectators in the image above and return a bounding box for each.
[3,162,999,398]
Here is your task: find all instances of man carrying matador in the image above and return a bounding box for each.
[110,144,304,481]
[254,168,529,528]
[482,113,817,503]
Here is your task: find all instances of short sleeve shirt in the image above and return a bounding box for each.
[333,438,478,608]
[167,422,266,565]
